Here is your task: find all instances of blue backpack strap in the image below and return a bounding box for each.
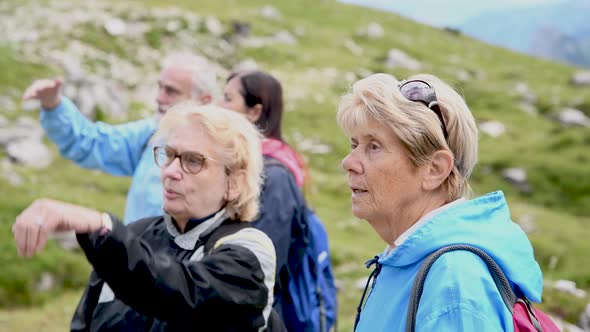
[406,244,517,332]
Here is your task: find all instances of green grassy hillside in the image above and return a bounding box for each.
[1,0,589,330]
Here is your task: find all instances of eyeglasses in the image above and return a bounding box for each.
[153,146,223,174]
[399,79,449,140]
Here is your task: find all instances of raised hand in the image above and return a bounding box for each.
[12,199,103,257]
[22,78,63,110]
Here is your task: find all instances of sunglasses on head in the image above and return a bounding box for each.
[399,79,449,141]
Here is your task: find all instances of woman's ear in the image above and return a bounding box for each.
[422,150,454,192]
[226,170,246,202]
[246,104,263,123]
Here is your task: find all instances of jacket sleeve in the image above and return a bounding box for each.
[39,97,156,176]
[70,270,103,332]
[76,219,276,326]
[253,164,304,276]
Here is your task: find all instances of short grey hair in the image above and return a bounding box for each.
[337,73,479,200]
[161,53,219,101]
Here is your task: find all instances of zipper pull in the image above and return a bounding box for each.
[365,255,379,268]
[366,256,382,288]
[354,255,382,330]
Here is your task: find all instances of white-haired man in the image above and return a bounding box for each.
[23,53,218,223]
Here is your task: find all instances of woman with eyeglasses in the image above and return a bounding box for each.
[12,102,286,331]
[339,74,544,331]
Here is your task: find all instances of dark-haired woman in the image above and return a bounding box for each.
[219,70,313,328]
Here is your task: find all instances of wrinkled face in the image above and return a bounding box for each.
[218,77,249,115]
[341,118,423,224]
[160,121,229,221]
[156,65,194,116]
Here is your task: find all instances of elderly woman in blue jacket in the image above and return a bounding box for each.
[338,73,543,331]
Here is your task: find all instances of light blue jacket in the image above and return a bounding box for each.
[355,191,543,332]
[40,97,162,223]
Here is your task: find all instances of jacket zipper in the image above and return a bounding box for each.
[354,256,382,330]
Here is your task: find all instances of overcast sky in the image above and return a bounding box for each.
[339,0,566,26]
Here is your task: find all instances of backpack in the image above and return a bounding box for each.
[264,157,338,332]
[407,244,560,332]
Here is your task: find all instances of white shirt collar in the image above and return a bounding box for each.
[164,208,228,250]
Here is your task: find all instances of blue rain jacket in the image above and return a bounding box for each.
[355,191,543,332]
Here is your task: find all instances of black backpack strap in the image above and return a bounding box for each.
[202,219,251,255]
[406,244,517,332]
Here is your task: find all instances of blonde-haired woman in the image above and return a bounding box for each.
[339,74,543,331]
[13,102,285,331]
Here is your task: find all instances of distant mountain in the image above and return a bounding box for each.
[340,0,590,67]
[339,0,541,27]
[459,1,590,67]
[340,0,496,27]
[530,26,588,67]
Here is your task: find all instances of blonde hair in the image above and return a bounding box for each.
[337,73,479,200]
[154,102,264,221]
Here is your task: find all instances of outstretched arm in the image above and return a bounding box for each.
[23,79,156,176]
[77,220,275,327]
[12,198,106,257]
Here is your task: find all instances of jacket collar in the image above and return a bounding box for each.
[164,209,228,250]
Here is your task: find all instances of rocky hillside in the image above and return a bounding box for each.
[1,0,590,331]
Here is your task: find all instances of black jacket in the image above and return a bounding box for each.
[71,211,284,331]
